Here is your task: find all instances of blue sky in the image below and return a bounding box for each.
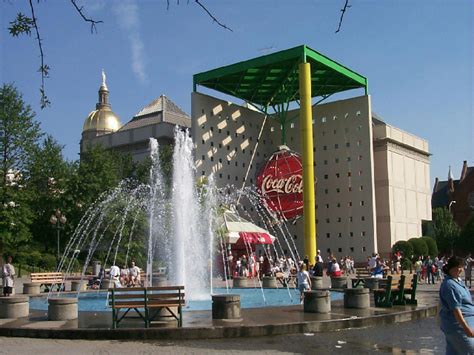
[1,0,472,185]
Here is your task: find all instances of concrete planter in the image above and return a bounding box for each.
[232,277,248,288]
[344,288,370,309]
[363,278,379,290]
[304,290,331,313]
[331,276,347,289]
[70,280,87,292]
[100,279,115,290]
[23,282,41,295]
[212,294,241,320]
[311,276,324,290]
[0,296,29,318]
[48,298,78,321]
[262,276,277,288]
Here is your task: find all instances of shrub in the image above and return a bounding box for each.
[408,237,429,258]
[421,236,438,257]
[39,253,57,271]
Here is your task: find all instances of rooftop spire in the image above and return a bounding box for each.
[101,69,107,89]
[448,165,454,181]
[97,70,110,109]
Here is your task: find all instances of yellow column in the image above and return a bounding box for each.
[299,62,316,264]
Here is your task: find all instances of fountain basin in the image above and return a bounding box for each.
[30,288,343,312]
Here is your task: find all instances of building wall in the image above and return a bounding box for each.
[373,123,431,255]
[453,172,474,228]
[192,92,378,262]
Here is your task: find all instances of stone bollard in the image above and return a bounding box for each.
[152,276,167,287]
[311,276,324,290]
[70,280,87,292]
[48,298,78,321]
[212,294,241,320]
[344,288,370,309]
[304,290,331,313]
[262,276,277,288]
[363,278,379,291]
[232,277,248,288]
[331,276,348,289]
[100,279,115,290]
[23,282,41,295]
[0,296,29,318]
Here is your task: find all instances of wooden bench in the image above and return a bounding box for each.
[351,268,373,288]
[108,286,185,329]
[393,273,418,305]
[30,272,64,292]
[373,275,400,307]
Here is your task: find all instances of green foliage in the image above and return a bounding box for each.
[38,253,57,271]
[420,236,438,258]
[431,207,461,253]
[0,84,42,255]
[392,240,413,259]
[458,215,474,253]
[407,237,429,258]
[8,13,34,37]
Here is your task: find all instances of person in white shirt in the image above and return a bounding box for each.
[129,261,141,287]
[109,264,121,288]
[297,264,312,303]
[2,256,15,296]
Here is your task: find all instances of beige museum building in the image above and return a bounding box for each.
[192,92,431,262]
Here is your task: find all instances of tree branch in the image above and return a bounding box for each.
[28,0,50,109]
[335,0,351,34]
[69,0,103,34]
[194,0,232,32]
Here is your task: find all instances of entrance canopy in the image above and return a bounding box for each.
[193,45,368,108]
[223,209,275,245]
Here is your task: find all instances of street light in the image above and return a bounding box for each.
[50,209,67,266]
[449,200,457,212]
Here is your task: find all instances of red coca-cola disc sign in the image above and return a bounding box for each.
[256,146,303,220]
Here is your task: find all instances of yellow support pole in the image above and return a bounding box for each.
[299,62,317,264]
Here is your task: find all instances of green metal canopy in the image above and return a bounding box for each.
[193,45,368,109]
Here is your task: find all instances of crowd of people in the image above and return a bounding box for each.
[91,260,142,289]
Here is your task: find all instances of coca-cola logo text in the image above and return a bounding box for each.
[261,174,303,194]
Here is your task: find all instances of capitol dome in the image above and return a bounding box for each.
[82,71,121,134]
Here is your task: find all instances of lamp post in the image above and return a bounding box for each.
[449,200,456,213]
[50,209,67,266]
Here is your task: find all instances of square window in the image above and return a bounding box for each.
[360,185,363,191]
[360,201,365,206]
[219,143,222,148]
[201,155,205,160]
[337,203,341,208]
[210,127,214,132]
[333,129,337,135]
[336,173,340,178]
[338,233,342,238]
[334,144,339,149]
[335,158,339,163]
[362,231,366,236]
[346,142,350,147]
[227,175,230,180]
[348,186,352,192]
[348,201,352,207]
[350,247,354,252]
[202,171,205,175]
[362,246,366,252]
[357,140,361,146]
[337,217,341,222]
[324,160,328,165]
[210,157,214,162]
[227,146,230,151]
[324,174,328,179]
[347,157,351,162]
[201,139,205,144]
[338,247,342,252]
[227,131,230,136]
[325,204,330,209]
[356,111,361,116]
[326,233,330,238]
[358,155,362,160]
[326,218,330,223]
[348,172,352,177]
[358,170,362,176]
[336,188,340,193]
[219,173,222,178]
[333,115,337,121]
[324,189,329,194]
[323,145,327,151]
[327,248,331,253]
[201,109,205,114]
[350,232,354,237]
[210,142,214,147]
[322,131,326,136]
[349,217,353,222]
[361,216,365,221]
[322,117,327,123]
[345,127,349,133]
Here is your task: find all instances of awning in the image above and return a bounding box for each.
[223,210,275,245]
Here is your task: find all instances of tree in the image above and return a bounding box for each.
[0,84,42,257]
[27,135,72,253]
[458,215,474,253]
[431,207,461,254]
[407,238,428,259]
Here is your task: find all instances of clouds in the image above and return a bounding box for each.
[113,0,147,84]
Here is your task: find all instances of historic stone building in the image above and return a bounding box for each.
[80,73,191,162]
[432,161,474,228]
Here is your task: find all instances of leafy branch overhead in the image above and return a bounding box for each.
[7,1,351,109]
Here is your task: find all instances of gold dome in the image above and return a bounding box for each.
[82,70,122,133]
[83,108,121,132]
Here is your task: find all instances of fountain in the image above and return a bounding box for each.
[44,127,328,310]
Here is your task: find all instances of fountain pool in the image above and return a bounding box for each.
[30,289,343,312]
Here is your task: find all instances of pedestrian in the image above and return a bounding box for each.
[415,256,423,282]
[465,254,473,288]
[128,261,141,286]
[424,256,435,284]
[297,264,312,303]
[2,256,15,297]
[439,256,474,354]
